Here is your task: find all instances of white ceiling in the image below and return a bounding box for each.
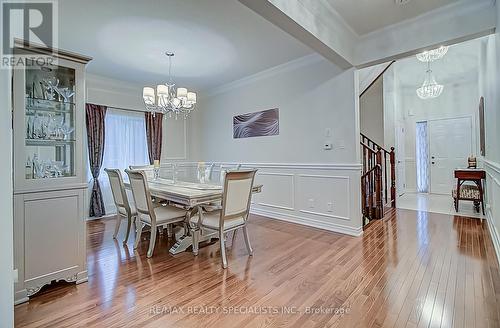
[57,0,313,91]
[395,37,482,89]
[326,0,459,36]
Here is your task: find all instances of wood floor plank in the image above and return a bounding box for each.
[14,210,500,328]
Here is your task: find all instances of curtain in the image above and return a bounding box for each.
[86,103,107,217]
[100,109,149,213]
[145,112,164,164]
[416,121,429,193]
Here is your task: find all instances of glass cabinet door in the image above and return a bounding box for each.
[24,64,76,179]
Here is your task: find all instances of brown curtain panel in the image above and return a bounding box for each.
[145,112,164,164]
[85,103,107,217]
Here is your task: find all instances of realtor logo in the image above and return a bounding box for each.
[1,0,58,68]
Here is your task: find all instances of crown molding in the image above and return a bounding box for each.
[204,53,326,97]
[360,0,494,40]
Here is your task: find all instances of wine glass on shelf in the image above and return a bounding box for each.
[57,87,75,103]
[60,124,74,140]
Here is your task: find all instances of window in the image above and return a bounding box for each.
[415,121,429,193]
[99,109,149,213]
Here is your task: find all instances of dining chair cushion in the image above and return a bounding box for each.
[191,211,245,230]
[139,205,186,224]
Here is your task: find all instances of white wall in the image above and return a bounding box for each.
[382,64,399,151]
[479,30,500,263]
[188,54,363,235]
[191,55,357,163]
[0,68,14,326]
[360,77,384,146]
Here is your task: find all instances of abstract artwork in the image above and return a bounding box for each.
[233,108,279,139]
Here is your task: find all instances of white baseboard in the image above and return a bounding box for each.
[251,207,363,237]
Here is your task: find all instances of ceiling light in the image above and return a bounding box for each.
[142,52,197,119]
[416,62,444,100]
[416,46,449,62]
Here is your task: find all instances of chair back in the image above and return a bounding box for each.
[125,169,154,216]
[129,164,154,171]
[219,163,242,184]
[220,170,257,228]
[197,162,215,183]
[104,168,130,214]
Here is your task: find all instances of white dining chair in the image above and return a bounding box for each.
[191,169,257,268]
[125,169,188,258]
[219,163,242,184]
[104,168,137,244]
[202,163,242,212]
[129,164,154,179]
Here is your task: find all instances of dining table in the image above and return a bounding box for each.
[124,176,263,255]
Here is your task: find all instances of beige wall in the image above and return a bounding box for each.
[360,77,384,146]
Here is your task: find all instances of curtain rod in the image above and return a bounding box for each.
[87,102,146,115]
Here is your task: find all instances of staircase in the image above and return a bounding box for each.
[360,133,396,226]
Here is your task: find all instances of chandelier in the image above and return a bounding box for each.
[416,45,449,62]
[416,62,444,100]
[142,52,197,119]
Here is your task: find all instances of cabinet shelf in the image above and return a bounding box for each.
[25,97,75,114]
[26,139,75,146]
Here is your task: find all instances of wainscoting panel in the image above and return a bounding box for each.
[241,163,363,236]
[484,159,500,263]
[297,174,350,221]
[253,172,294,211]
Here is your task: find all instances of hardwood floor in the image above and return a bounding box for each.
[14,209,500,328]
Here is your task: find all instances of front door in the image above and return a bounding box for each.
[429,117,472,194]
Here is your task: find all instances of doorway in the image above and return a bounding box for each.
[414,117,472,195]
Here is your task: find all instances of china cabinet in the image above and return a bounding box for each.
[12,40,92,304]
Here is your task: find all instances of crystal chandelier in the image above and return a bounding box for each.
[142,52,197,119]
[416,45,449,62]
[416,62,444,100]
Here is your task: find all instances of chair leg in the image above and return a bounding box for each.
[231,229,238,246]
[192,229,199,256]
[113,214,121,239]
[123,214,133,245]
[220,232,228,269]
[147,223,157,258]
[243,226,253,256]
[167,224,173,238]
[134,219,143,249]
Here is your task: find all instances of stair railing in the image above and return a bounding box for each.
[360,133,396,225]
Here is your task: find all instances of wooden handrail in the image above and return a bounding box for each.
[360,132,390,154]
[360,133,396,225]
